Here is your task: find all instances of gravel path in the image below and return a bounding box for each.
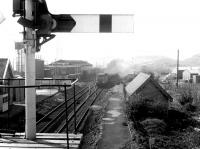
[97,85,131,149]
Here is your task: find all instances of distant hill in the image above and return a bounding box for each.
[150,57,176,67]
[181,54,200,66]
[133,56,176,65]
[133,56,176,73]
[134,54,200,68]
[104,54,200,77]
[133,56,175,65]
[133,54,200,74]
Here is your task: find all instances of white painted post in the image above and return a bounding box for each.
[24,0,36,140]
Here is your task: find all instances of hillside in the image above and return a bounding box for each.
[134,54,200,72]
[104,54,200,77]
[181,54,200,66]
[132,56,176,74]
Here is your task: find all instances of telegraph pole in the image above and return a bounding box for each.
[24,0,36,140]
[176,49,179,88]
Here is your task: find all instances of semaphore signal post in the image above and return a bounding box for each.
[13,0,134,140]
[23,0,36,140]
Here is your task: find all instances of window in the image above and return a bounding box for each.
[3,95,8,103]
[0,88,3,95]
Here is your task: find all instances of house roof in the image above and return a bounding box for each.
[0,58,14,80]
[0,58,8,79]
[125,73,151,96]
[184,69,200,74]
[125,72,172,100]
[171,67,200,74]
[49,60,92,66]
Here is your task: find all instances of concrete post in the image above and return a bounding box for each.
[24,0,36,140]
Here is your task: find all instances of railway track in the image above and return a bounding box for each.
[36,82,95,117]
[55,88,104,133]
[36,89,61,103]
[36,81,95,104]
[36,85,95,133]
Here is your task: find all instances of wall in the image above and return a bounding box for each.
[183,70,190,81]
[12,79,25,102]
[0,63,14,112]
[44,69,52,78]
[135,80,169,109]
[193,75,200,84]
[15,56,44,78]
[4,64,14,104]
[46,66,81,79]
[178,70,184,79]
[36,59,44,79]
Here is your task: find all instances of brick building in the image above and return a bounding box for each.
[44,59,92,78]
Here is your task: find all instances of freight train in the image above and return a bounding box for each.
[96,73,121,88]
[96,73,109,87]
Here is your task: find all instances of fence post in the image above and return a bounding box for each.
[7,79,10,129]
[73,84,77,133]
[64,84,69,149]
[58,80,61,91]
[24,83,25,101]
[19,79,21,102]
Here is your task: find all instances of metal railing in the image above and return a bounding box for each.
[0,78,78,149]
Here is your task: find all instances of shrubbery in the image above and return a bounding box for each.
[126,95,168,122]
[166,108,197,130]
[184,103,196,112]
[126,83,200,148]
[141,118,167,135]
[178,88,193,105]
[176,87,198,113]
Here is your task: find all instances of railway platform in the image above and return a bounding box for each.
[0,133,83,149]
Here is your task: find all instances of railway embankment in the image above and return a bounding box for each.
[80,89,110,149]
[80,85,132,149]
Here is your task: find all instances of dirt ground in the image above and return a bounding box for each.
[97,85,131,149]
[80,85,132,149]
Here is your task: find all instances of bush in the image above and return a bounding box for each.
[176,86,198,113]
[152,135,188,149]
[126,95,168,122]
[166,109,198,130]
[184,103,196,112]
[141,118,167,135]
[178,88,193,105]
[125,95,146,121]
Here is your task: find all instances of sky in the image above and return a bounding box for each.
[1,0,200,66]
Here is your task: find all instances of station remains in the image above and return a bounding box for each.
[125,73,173,109]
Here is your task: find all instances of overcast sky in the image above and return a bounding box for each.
[1,0,200,66]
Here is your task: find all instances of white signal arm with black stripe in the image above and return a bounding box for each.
[70,14,134,33]
[14,0,134,51]
[15,0,134,34]
[50,14,134,34]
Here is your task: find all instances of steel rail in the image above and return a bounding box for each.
[75,89,103,131]
[37,86,95,133]
[56,88,101,133]
[37,90,88,133]
[36,86,88,125]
